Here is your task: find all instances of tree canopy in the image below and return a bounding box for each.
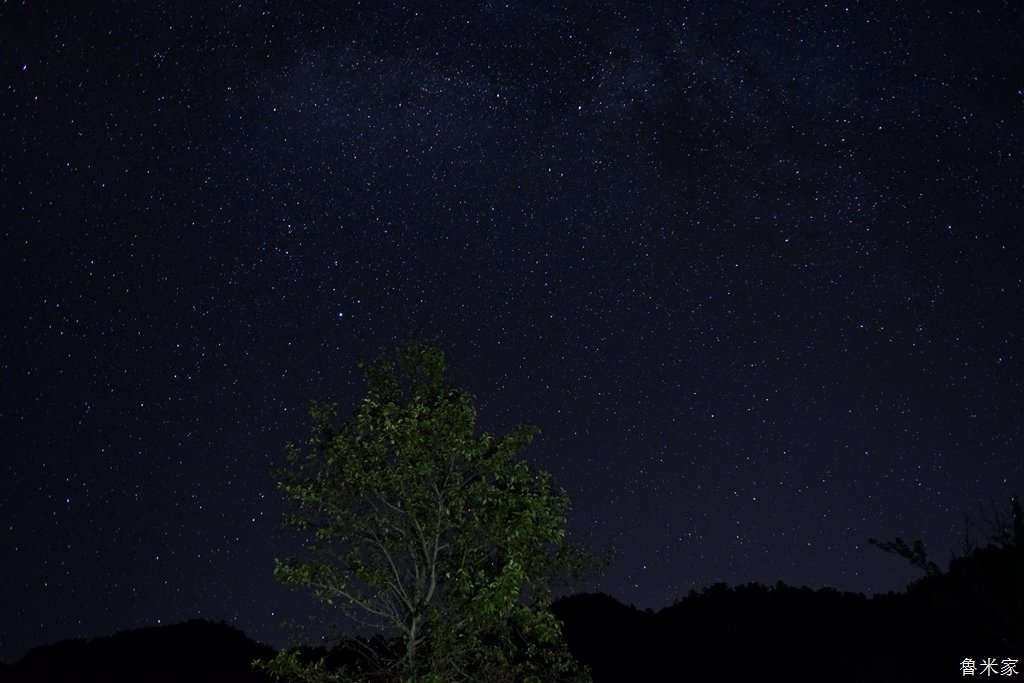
[258,342,592,682]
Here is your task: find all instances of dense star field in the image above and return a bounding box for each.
[2,0,1022,663]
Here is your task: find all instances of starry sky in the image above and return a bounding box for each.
[2,0,1023,663]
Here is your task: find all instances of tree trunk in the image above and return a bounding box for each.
[406,615,419,674]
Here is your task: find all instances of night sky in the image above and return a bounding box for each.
[2,0,1023,664]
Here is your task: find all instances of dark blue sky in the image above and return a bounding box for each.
[2,0,1022,663]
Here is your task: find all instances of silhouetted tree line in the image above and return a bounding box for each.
[553,583,983,681]
[4,497,1020,682]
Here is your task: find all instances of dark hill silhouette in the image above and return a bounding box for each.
[5,502,1020,682]
[1,619,274,683]
[2,581,1013,683]
[552,585,963,681]
[549,498,1023,682]
[551,528,1022,682]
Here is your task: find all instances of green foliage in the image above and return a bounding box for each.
[255,650,352,683]
[257,342,592,682]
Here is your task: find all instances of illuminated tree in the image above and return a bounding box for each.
[259,342,591,682]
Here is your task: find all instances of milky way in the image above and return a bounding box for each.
[2,0,1022,662]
